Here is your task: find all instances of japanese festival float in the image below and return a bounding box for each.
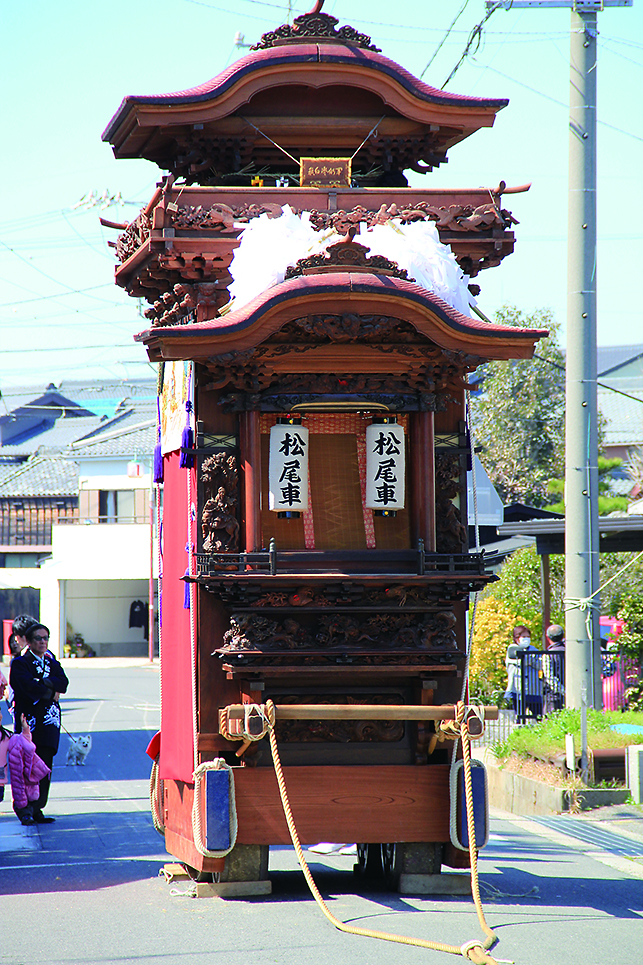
[103,1,547,956]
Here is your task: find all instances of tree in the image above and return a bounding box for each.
[469,546,566,702]
[471,306,565,507]
[546,456,629,515]
[469,597,519,703]
[485,544,565,647]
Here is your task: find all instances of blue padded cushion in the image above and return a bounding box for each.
[458,763,487,849]
[205,769,231,852]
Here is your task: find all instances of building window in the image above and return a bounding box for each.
[98,490,138,523]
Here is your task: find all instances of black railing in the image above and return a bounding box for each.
[195,539,488,578]
[511,650,566,724]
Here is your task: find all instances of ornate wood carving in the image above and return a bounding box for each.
[201,453,239,552]
[435,453,466,553]
[307,201,516,236]
[116,211,150,262]
[144,282,227,327]
[251,11,381,52]
[284,237,412,280]
[271,315,419,344]
[274,696,405,743]
[220,610,457,654]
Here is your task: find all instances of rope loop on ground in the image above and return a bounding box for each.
[192,758,238,858]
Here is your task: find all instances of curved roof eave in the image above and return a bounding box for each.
[103,44,507,143]
[135,273,547,361]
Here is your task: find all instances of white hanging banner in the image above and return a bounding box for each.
[365,423,405,510]
[268,424,309,511]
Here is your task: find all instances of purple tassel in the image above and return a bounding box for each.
[183,569,191,609]
[153,397,164,483]
[179,375,195,469]
[179,423,195,468]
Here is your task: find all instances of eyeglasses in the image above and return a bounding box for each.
[32,635,49,642]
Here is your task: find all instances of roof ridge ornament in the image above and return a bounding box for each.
[284,228,413,281]
[250,5,381,52]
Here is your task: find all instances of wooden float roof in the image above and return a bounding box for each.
[103,11,508,181]
[135,272,547,363]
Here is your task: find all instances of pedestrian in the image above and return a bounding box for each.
[4,614,39,724]
[7,714,51,826]
[8,614,38,658]
[543,623,565,711]
[504,625,543,719]
[9,623,68,823]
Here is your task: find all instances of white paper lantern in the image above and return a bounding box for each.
[365,422,405,510]
[268,424,309,512]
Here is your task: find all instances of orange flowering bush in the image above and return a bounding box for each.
[469,597,527,704]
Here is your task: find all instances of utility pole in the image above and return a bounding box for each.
[489,1,632,710]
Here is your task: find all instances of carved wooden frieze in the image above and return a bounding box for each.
[115,211,150,263]
[220,610,457,654]
[307,201,516,235]
[201,453,239,553]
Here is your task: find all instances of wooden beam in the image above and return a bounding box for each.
[240,410,261,552]
[411,410,436,551]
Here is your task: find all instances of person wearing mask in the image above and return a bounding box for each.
[504,625,543,719]
[9,623,68,823]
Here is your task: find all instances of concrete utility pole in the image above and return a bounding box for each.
[490,0,632,709]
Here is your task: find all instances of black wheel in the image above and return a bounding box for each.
[181,863,213,883]
[380,843,402,889]
[354,843,383,879]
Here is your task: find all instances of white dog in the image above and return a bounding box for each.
[66,734,92,765]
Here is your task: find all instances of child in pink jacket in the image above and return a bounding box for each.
[7,714,51,826]
[0,721,10,803]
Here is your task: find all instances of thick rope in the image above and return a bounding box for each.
[265,699,499,964]
[149,757,165,836]
[192,759,238,858]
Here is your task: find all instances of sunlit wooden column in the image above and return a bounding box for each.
[240,411,261,551]
[410,410,436,552]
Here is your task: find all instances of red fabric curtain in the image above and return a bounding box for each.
[159,451,196,781]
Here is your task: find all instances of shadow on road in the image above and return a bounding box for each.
[53,729,154,782]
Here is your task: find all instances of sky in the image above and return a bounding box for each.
[1,0,642,395]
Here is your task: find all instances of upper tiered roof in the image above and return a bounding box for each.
[103,8,508,184]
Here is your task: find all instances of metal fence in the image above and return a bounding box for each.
[475,649,642,749]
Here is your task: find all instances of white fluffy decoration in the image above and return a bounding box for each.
[357,219,474,317]
[225,205,474,316]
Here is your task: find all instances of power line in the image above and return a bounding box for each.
[441,2,504,90]
[471,63,643,143]
[420,1,470,80]
[0,285,116,308]
[533,352,643,408]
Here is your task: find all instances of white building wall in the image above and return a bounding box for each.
[37,522,156,657]
[65,578,151,656]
